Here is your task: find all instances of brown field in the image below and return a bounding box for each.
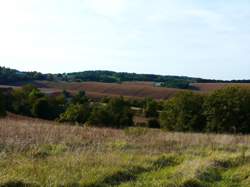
[2,81,250,101]
[35,81,184,100]
[192,83,250,92]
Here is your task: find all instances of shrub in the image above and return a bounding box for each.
[144,98,159,117]
[31,97,53,120]
[11,85,39,116]
[160,92,205,132]
[59,103,91,124]
[89,97,133,128]
[72,90,88,104]
[89,104,111,126]
[204,87,250,133]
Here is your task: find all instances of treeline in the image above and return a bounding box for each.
[0,85,135,128]
[160,87,250,134]
[2,66,250,89]
[0,67,54,84]
[1,85,250,134]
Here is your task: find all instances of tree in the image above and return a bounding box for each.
[160,92,205,132]
[0,91,6,117]
[89,97,133,128]
[11,85,40,116]
[59,103,91,124]
[72,90,88,104]
[88,104,111,126]
[28,89,44,104]
[32,97,53,119]
[144,98,159,117]
[204,87,250,133]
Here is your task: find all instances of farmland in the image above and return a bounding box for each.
[1,115,250,186]
[191,83,250,92]
[1,81,250,101]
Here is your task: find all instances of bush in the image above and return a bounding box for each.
[204,87,250,133]
[11,85,39,116]
[160,92,205,132]
[32,97,53,120]
[88,104,111,126]
[59,103,91,124]
[89,97,133,128]
[144,98,159,117]
[72,90,88,104]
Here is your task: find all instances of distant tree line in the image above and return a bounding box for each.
[1,66,250,89]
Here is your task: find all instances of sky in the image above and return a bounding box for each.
[0,0,250,80]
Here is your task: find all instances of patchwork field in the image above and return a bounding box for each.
[1,116,250,186]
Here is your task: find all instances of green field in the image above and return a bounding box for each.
[1,117,250,187]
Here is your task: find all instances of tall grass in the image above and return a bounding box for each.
[0,116,250,186]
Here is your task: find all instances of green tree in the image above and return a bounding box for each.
[89,97,133,128]
[28,89,44,104]
[11,84,40,116]
[72,90,88,104]
[204,87,250,133]
[88,104,111,126]
[59,103,91,124]
[144,98,159,117]
[160,92,205,132]
[32,97,52,119]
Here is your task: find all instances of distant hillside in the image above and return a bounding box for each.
[1,66,250,89]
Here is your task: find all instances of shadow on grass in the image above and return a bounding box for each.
[87,155,182,187]
[0,181,39,187]
[87,166,149,187]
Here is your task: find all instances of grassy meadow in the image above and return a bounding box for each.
[1,116,250,187]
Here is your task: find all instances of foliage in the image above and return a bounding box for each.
[160,92,206,132]
[160,79,191,89]
[10,85,39,116]
[204,87,250,133]
[4,82,250,133]
[2,66,250,88]
[10,85,67,120]
[0,66,48,84]
[59,103,91,124]
[72,90,88,104]
[32,97,54,120]
[144,98,159,117]
[89,97,133,128]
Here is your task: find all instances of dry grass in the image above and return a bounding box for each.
[1,115,250,154]
[1,116,250,186]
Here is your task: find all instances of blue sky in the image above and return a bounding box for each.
[0,0,250,80]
